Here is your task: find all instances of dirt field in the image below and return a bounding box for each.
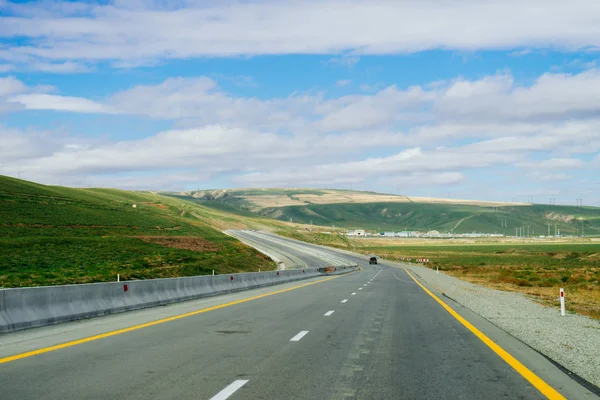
[136,236,220,252]
[241,191,523,210]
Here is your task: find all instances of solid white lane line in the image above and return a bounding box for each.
[351,292,356,295]
[290,330,309,342]
[324,310,335,316]
[341,299,348,303]
[209,380,249,400]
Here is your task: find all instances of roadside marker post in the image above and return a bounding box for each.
[117,274,120,282]
[436,266,439,275]
[560,288,565,316]
[212,270,215,276]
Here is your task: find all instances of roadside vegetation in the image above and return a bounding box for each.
[279,231,600,319]
[0,176,278,287]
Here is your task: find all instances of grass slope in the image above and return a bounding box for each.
[0,176,276,287]
[258,202,600,235]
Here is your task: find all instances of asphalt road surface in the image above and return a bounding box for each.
[228,230,354,268]
[0,240,597,399]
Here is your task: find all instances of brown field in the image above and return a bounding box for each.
[239,190,525,210]
[136,236,220,252]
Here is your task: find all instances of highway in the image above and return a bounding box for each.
[228,230,355,269]
[0,234,598,399]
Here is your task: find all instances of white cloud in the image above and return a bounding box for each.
[517,158,586,169]
[28,61,91,73]
[2,67,599,203]
[378,172,465,186]
[11,69,600,139]
[435,70,600,123]
[0,76,28,112]
[9,94,114,113]
[0,76,26,97]
[3,1,600,66]
[336,79,351,87]
[326,55,360,67]
[509,49,532,57]
[68,171,215,191]
[528,172,573,182]
[231,147,520,187]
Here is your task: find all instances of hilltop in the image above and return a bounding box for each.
[179,188,521,211]
[175,188,600,236]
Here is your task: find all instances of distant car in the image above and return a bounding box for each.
[369,256,378,265]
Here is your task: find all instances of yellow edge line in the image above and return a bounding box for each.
[403,268,566,400]
[0,272,354,365]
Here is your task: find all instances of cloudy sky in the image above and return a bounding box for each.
[1,0,599,205]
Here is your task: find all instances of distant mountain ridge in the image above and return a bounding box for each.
[174,188,600,236]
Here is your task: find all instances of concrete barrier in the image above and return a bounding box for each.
[0,266,359,333]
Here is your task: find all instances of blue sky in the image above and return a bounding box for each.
[1,0,599,205]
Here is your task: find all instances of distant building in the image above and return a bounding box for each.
[381,232,395,237]
[396,231,415,237]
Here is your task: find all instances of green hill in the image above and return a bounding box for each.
[176,188,600,236]
[0,176,277,287]
[261,202,600,235]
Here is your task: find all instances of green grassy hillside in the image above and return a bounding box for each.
[0,176,276,287]
[259,202,600,235]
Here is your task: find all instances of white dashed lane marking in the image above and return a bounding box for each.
[290,331,309,342]
[209,380,249,400]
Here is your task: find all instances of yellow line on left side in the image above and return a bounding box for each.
[0,274,345,365]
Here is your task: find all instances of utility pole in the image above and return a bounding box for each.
[548,224,550,237]
[527,226,530,238]
[515,227,518,237]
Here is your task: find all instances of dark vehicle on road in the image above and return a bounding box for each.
[369,256,378,265]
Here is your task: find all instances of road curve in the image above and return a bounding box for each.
[0,237,597,399]
[228,230,355,269]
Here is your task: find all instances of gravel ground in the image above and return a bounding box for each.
[403,262,600,388]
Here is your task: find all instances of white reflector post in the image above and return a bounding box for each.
[560,288,565,316]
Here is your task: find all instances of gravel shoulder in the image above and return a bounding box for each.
[401,262,600,389]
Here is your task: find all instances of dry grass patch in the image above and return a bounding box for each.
[136,236,220,252]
